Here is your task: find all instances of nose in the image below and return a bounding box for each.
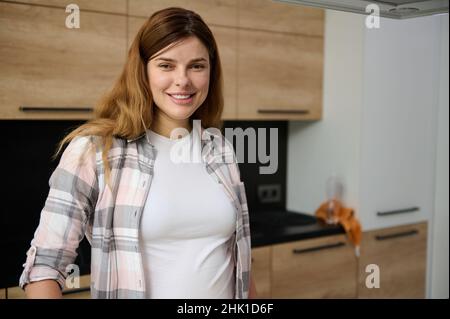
[174,68,192,87]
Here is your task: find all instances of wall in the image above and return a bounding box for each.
[287,10,365,214]
[430,14,449,299]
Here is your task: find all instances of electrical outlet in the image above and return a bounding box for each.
[257,184,281,204]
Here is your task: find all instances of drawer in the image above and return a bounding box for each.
[272,234,357,298]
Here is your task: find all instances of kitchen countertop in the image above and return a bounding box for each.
[250,210,345,248]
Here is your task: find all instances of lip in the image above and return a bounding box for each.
[167,92,196,95]
[167,93,195,105]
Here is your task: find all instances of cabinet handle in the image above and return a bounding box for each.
[292,241,345,254]
[377,206,419,216]
[19,106,93,113]
[257,109,310,115]
[375,229,419,241]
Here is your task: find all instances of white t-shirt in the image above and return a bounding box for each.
[139,129,236,299]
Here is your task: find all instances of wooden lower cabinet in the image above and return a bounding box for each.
[271,234,358,298]
[5,223,427,299]
[358,222,427,299]
[251,246,272,298]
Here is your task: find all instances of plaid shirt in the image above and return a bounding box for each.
[19,126,252,298]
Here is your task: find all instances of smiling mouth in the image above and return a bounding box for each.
[167,93,196,99]
[167,93,196,105]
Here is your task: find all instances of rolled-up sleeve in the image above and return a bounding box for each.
[19,136,98,291]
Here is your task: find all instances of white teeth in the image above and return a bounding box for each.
[171,94,192,99]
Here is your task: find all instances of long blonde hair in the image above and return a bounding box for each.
[54,7,224,184]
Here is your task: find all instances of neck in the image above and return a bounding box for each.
[150,111,192,139]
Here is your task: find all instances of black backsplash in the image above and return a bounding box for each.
[0,120,287,289]
[0,120,90,289]
[223,121,287,213]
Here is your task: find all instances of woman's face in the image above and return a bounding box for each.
[147,36,210,127]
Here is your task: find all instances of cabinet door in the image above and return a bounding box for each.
[128,18,237,120]
[0,2,126,119]
[272,234,357,298]
[358,222,427,298]
[237,29,323,120]
[62,274,91,299]
[128,0,237,27]
[6,0,127,14]
[251,246,271,298]
[238,0,324,36]
[210,26,237,120]
[358,17,439,231]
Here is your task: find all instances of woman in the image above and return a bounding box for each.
[20,7,256,299]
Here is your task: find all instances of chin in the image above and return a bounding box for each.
[167,111,195,121]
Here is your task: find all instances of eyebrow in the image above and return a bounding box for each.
[154,57,208,63]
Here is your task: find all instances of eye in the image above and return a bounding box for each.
[191,64,206,70]
[158,64,172,69]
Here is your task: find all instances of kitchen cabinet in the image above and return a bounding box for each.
[4,222,427,299]
[128,0,237,28]
[271,234,357,298]
[211,26,238,120]
[358,222,427,298]
[237,29,323,120]
[0,2,126,120]
[356,18,438,231]
[5,0,127,14]
[251,246,272,298]
[251,223,427,299]
[287,13,439,232]
[238,0,324,36]
[1,1,324,122]
[127,1,324,121]
[127,18,238,120]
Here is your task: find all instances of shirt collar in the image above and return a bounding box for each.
[126,132,155,148]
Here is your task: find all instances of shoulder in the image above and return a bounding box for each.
[65,135,128,158]
[61,135,97,165]
[51,136,99,188]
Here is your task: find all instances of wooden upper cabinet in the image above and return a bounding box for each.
[237,29,323,120]
[358,222,427,298]
[0,2,126,119]
[127,18,237,120]
[238,0,324,36]
[128,0,237,27]
[211,26,238,120]
[127,17,142,47]
[272,234,357,298]
[6,0,127,14]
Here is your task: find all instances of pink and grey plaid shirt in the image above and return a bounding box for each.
[19,126,252,298]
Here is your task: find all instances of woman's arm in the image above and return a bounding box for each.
[24,280,63,299]
[19,137,98,296]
